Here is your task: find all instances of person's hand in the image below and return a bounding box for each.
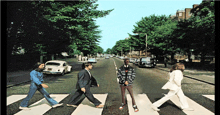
[125,81,129,85]
[97,84,100,87]
[41,84,48,88]
[81,88,86,93]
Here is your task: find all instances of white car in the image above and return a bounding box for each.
[43,60,72,76]
[119,56,124,59]
[88,58,97,63]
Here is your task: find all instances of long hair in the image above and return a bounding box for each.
[33,62,44,71]
[82,62,92,69]
[170,63,185,72]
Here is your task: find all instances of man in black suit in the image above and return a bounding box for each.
[66,62,104,108]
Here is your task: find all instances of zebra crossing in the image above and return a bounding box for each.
[7,93,214,115]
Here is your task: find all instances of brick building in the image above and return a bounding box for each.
[172,4,199,21]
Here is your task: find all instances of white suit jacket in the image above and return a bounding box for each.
[162,70,183,91]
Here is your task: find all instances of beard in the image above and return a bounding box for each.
[36,67,45,72]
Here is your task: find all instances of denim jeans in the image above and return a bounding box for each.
[20,82,58,107]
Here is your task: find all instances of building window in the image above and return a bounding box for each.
[179,12,182,16]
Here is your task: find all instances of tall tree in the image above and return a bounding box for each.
[111,39,130,55]
[7,1,113,58]
[173,0,215,62]
[129,14,169,53]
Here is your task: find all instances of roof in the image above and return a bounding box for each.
[46,60,66,63]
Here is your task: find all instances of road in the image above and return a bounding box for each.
[6,57,215,115]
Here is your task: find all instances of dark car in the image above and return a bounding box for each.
[138,57,156,68]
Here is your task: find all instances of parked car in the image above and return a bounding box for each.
[88,58,97,63]
[138,57,156,68]
[134,58,140,65]
[129,58,135,63]
[43,60,72,76]
[119,56,124,59]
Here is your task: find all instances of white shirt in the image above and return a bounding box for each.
[124,65,128,67]
[85,69,91,78]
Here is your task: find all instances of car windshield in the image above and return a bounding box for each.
[142,58,151,61]
[46,62,60,66]
[89,59,95,61]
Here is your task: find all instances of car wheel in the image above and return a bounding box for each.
[61,71,65,76]
[69,68,72,73]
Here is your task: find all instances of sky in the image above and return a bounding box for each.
[94,0,202,52]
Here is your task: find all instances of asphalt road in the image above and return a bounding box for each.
[6,57,215,115]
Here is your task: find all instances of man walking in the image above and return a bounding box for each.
[117,58,139,112]
[19,62,63,110]
[66,62,104,108]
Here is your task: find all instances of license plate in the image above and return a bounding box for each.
[48,68,52,70]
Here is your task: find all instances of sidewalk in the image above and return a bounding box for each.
[156,63,215,85]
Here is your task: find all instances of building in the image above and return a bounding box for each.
[173,4,199,21]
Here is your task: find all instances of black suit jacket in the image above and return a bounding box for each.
[76,69,98,89]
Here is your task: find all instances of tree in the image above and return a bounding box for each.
[7,1,113,59]
[152,19,178,58]
[111,39,130,55]
[173,0,215,62]
[129,14,170,53]
[190,0,215,63]
[105,48,112,54]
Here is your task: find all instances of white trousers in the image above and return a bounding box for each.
[152,88,189,109]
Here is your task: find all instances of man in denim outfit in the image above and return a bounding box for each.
[19,62,63,110]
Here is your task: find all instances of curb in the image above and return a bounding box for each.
[7,80,31,88]
[156,66,215,85]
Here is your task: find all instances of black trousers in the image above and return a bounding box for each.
[67,85,101,106]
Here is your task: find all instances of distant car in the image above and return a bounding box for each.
[105,56,110,59]
[134,58,140,65]
[138,57,156,68]
[43,60,72,76]
[119,56,124,59]
[88,58,97,63]
[129,58,135,63]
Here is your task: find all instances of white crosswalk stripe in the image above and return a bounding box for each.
[14,94,68,115]
[127,94,159,115]
[170,95,214,115]
[7,95,26,106]
[71,94,108,115]
[7,93,215,115]
[202,95,215,101]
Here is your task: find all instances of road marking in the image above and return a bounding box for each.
[7,95,26,105]
[71,94,108,115]
[203,95,215,101]
[126,94,159,115]
[170,95,214,115]
[14,94,68,115]
[112,59,119,82]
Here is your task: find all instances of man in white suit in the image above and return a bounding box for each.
[151,63,194,111]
